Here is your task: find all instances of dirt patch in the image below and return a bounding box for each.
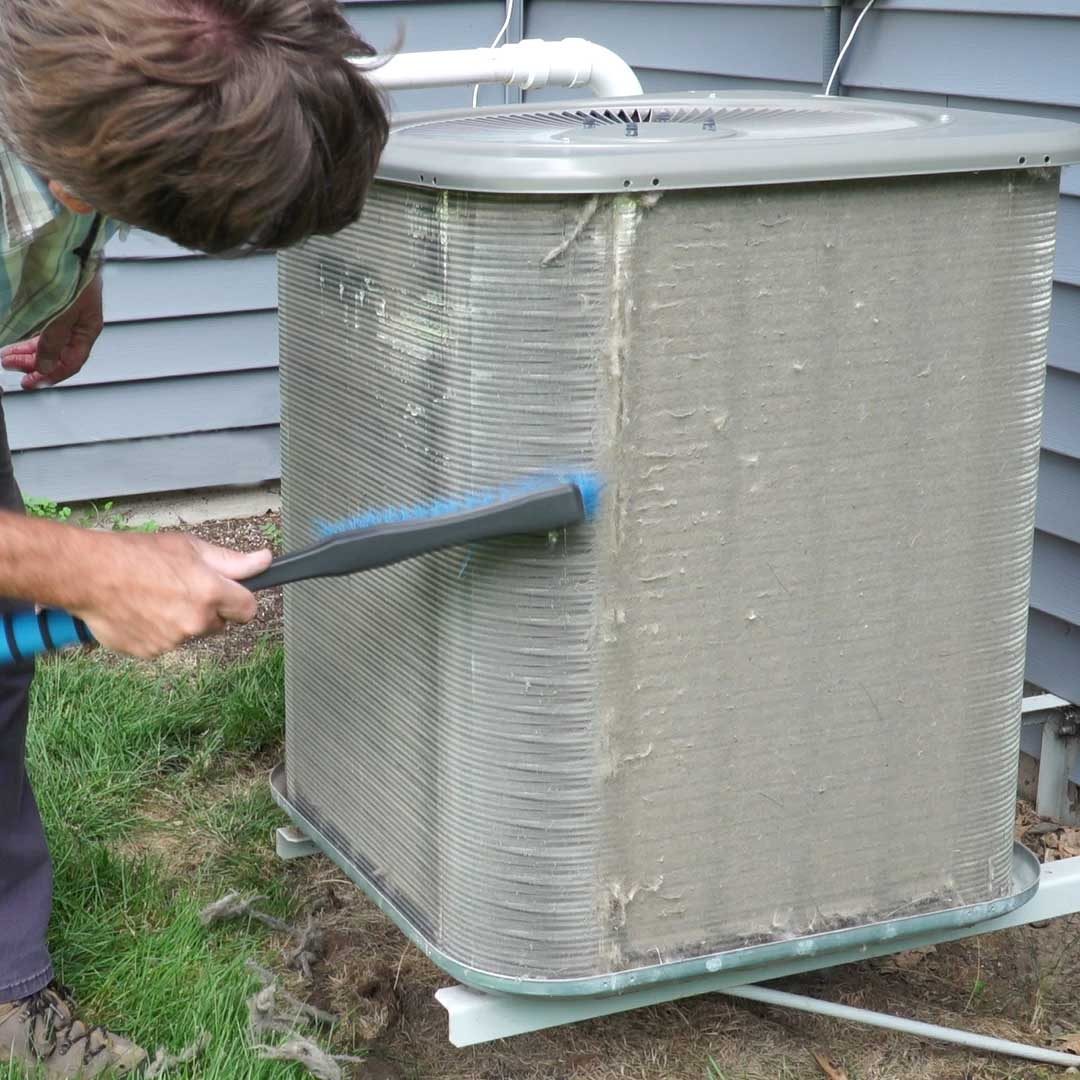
[258,843,1080,1080]
[117,752,278,878]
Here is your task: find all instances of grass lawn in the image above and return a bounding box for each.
[11,646,312,1080]
[10,638,1080,1080]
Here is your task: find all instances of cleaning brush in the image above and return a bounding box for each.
[0,473,602,666]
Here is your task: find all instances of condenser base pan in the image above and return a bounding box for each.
[269,764,1040,999]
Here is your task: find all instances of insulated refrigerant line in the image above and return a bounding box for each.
[826,0,881,97]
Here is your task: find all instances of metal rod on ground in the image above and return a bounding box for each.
[723,985,1080,1070]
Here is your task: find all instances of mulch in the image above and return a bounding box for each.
[166,511,284,664]
[1016,798,1080,862]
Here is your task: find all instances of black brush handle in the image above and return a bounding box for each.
[0,483,586,666]
[243,482,585,591]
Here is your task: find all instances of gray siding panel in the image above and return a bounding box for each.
[840,7,1080,107]
[0,312,277,394]
[1036,452,1080,547]
[1031,532,1080,627]
[528,67,820,101]
[542,0,823,6]
[846,1,1079,16]
[1041,368,1080,461]
[1056,196,1080,287]
[847,87,947,107]
[940,95,1080,126]
[525,1,823,83]
[1049,283,1080,374]
[13,428,280,504]
[106,229,193,260]
[344,0,517,111]
[101,255,276,323]
[5,370,280,451]
[16,258,278,502]
[1027,609,1080,710]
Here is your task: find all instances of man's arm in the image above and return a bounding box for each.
[0,268,270,656]
[0,512,271,657]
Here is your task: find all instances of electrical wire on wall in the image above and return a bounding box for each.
[472,0,515,107]
[825,0,879,97]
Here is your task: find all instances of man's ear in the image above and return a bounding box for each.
[47,180,95,215]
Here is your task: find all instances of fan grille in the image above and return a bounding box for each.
[395,103,925,143]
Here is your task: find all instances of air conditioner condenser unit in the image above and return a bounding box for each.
[273,94,1080,995]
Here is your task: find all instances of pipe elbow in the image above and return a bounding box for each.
[559,38,643,97]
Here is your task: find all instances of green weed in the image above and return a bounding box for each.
[22,496,158,532]
[260,520,284,551]
[23,497,71,521]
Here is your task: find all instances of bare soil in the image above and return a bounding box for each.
[279,852,1080,1080]
[167,516,1080,1079]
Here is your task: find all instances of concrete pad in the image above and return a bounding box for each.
[70,483,281,528]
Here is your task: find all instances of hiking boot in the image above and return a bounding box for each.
[0,984,147,1077]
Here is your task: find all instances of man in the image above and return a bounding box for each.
[0,1,388,1073]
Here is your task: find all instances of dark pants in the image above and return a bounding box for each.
[0,402,51,1001]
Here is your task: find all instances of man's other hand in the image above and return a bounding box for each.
[1,273,104,390]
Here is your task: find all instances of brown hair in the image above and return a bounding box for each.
[0,0,389,254]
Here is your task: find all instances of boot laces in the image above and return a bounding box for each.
[24,983,109,1065]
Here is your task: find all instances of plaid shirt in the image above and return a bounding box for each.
[0,145,116,348]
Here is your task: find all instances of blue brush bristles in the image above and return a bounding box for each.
[316,471,604,538]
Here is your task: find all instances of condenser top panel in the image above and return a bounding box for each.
[377,92,1080,194]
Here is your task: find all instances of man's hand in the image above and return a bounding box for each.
[1,273,104,390]
[71,531,273,658]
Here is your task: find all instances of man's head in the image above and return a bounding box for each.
[0,0,389,254]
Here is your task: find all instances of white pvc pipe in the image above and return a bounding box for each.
[361,37,643,97]
[724,985,1080,1070]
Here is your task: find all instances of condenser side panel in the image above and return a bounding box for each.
[600,172,1057,965]
[279,185,618,978]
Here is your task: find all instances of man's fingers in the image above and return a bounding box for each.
[191,542,272,625]
[215,579,260,625]
[1,353,35,369]
[1,336,39,357]
[194,540,274,582]
[195,614,228,639]
[1,308,97,389]
[1,346,38,373]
